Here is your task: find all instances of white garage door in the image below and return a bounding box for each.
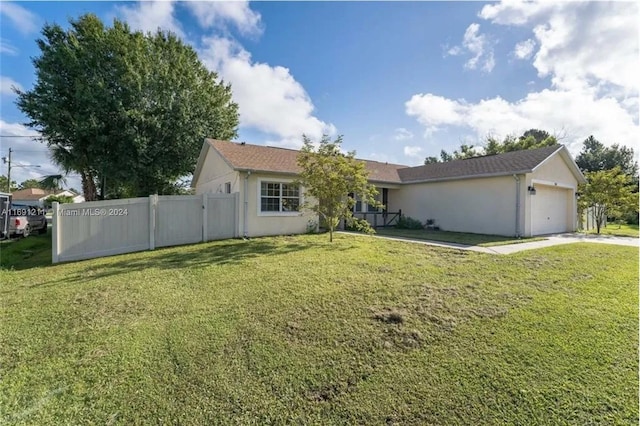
[531,185,570,235]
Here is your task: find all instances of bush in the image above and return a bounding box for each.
[345,217,375,234]
[396,215,424,230]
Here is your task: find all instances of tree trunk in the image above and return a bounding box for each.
[81,170,98,201]
[329,226,333,242]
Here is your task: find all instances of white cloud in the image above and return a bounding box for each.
[0,2,39,35]
[446,23,495,72]
[479,1,557,26]
[199,37,335,148]
[393,128,414,141]
[403,146,423,158]
[116,1,184,38]
[446,45,462,56]
[514,39,535,60]
[0,76,22,96]
[0,38,18,55]
[405,94,466,136]
[185,1,262,36]
[480,1,639,93]
[407,1,639,157]
[405,88,639,156]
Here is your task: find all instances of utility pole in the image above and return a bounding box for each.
[1,148,40,192]
[1,148,12,192]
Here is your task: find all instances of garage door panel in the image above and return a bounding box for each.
[532,185,569,235]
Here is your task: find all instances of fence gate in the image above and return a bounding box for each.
[52,193,238,263]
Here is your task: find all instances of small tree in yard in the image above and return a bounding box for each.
[579,167,638,234]
[296,135,381,242]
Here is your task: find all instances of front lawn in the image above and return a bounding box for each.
[375,227,547,247]
[0,227,52,270]
[583,223,639,238]
[0,235,637,424]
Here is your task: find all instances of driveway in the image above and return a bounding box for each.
[343,232,638,255]
[485,233,638,254]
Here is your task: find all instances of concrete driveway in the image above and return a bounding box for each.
[343,231,638,255]
[485,233,639,255]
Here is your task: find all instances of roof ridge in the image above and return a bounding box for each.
[208,138,409,168]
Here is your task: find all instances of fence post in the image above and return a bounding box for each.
[149,194,157,250]
[51,201,59,263]
[234,192,240,238]
[202,193,208,243]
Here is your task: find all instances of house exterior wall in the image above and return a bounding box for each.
[390,175,521,236]
[241,173,317,237]
[523,153,580,236]
[194,148,241,195]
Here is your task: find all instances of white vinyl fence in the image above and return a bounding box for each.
[52,193,238,263]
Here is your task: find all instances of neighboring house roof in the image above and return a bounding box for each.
[11,188,81,201]
[204,139,407,184]
[193,140,586,187]
[10,188,56,201]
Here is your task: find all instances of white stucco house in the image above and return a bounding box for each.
[191,139,586,238]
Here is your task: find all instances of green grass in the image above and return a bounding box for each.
[0,227,52,270]
[0,234,637,424]
[375,227,547,247]
[583,223,639,238]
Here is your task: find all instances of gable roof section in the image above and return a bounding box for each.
[204,139,407,184]
[398,145,578,183]
[192,140,586,187]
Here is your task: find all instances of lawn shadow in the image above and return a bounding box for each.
[30,236,331,288]
[0,230,53,271]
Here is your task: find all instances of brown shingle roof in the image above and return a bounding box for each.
[397,145,563,183]
[201,140,576,186]
[209,139,407,184]
[10,188,56,201]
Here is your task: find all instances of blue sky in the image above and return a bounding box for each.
[0,1,638,192]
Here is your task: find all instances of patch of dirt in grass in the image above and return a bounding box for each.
[372,308,405,324]
[306,373,371,402]
[70,287,150,327]
[370,283,532,350]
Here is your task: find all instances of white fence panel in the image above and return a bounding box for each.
[53,193,238,263]
[155,195,204,248]
[207,193,238,240]
[54,198,150,263]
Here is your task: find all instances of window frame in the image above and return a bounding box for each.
[257,178,303,217]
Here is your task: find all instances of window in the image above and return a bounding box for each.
[350,193,380,213]
[260,182,300,213]
[225,182,231,194]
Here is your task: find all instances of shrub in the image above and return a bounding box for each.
[396,215,424,230]
[306,220,318,234]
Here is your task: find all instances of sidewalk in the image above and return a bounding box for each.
[340,231,638,255]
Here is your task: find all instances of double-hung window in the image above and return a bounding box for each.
[260,181,300,213]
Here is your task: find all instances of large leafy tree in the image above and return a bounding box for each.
[16,14,238,200]
[296,135,380,242]
[578,167,638,233]
[575,136,639,225]
[575,136,638,178]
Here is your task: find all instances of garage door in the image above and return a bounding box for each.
[531,185,570,235]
